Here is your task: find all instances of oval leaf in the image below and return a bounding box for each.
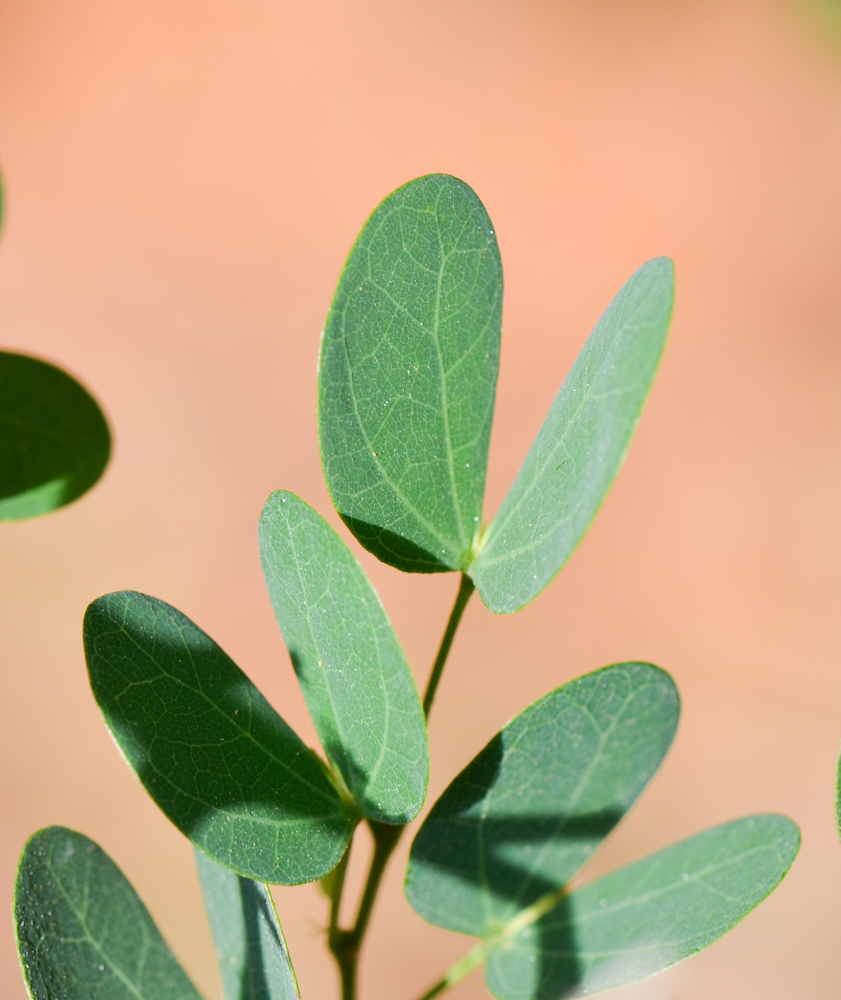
[15,826,204,1000]
[472,258,674,613]
[318,173,502,573]
[485,814,799,1000]
[406,663,679,936]
[196,849,300,1000]
[84,591,354,885]
[0,351,111,520]
[260,491,428,823]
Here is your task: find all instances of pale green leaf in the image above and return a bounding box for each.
[196,849,300,1000]
[0,351,110,520]
[14,826,203,1000]
[472,259,674,613]
[318,173,502,573]
[485,814,799,999]
[406,663,678,936]
[84,591,354,885]
[259,490,428,823]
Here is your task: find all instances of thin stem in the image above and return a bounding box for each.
[410,940,488,1000]
[423,573,475,718]
[326,575,476,1000]
[327,842,355,1000]
[351,821,403,944]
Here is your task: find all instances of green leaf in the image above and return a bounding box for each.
[84,590,355,885]
[259,490,428,823]
[836,739,841,843]
[195,849,300,1000]
[484,814,799,1000]
[318,173,502,573]
[0,351,111,520]
[472,258,674,613]
[406,663,679,937]
[14,826,204,1000]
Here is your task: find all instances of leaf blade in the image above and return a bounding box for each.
[485,814,799,1000]
[84,590,354,885]
[318,173,502,573]
[406,663,679,937]
[0,351,111,520]
[196,849,301,1000]
[14,826,204,1000]
[259,491,429,823]
[472,258,674,612]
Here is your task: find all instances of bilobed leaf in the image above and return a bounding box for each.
[472,259,674,613]
[406,663,679,936]
[318,173,502,573]
[259,491,428,823]
[14,826,203,1000]
[484,815,799,1000]
[0,351,111,520]
[84,591,354,885]
[196,849,300,1000]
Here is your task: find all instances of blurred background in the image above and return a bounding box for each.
[1,1,840,997]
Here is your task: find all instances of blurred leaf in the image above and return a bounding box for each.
[472,259,674,613]
[485,815,799,999]
[319,173,502,573]
[260,491,428,823]
[406,663,678,936]
[0,351,111,520]
[15,826,203,1000]
[196,849,300,1000]
[84,591,354,885]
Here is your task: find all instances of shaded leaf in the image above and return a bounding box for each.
[84,591,354,885]
[0,351,111,520]
[319,173,502,573]
[259,490,428,823]
[196,849,300,1000]
[485,814,799,1000]
[472,259,674,613]
[14,826,203,1000]
[406,663,678,936]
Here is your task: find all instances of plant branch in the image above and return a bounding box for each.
[327,575,476,999]
[327,841,354,1000]
[423,573,475,718]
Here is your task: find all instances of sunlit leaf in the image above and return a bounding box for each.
[260,490,428,823]
[15,826,203,1000]
[472,259,674,612]
[406,663,678,936]
[319,173,502,573]
[485,815,799,999]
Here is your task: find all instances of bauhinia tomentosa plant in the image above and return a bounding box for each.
[13,175,799,1000]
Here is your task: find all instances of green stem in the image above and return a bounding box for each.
[423,573,475,718]
[411,940,488,1000]
[327,842,354,1000]
[327,575,476,1000]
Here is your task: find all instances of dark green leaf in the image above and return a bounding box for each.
[196,849,300,1000]
[259,491,428,823]
[485,814,799,1000]
[472,259,674,613]
[318,173,502,573]
[14,826,203,1000]
[84,591,354,885]
[406,663,679,936]
[0,351,111,520]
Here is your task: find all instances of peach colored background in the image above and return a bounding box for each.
[1,1,840,998]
